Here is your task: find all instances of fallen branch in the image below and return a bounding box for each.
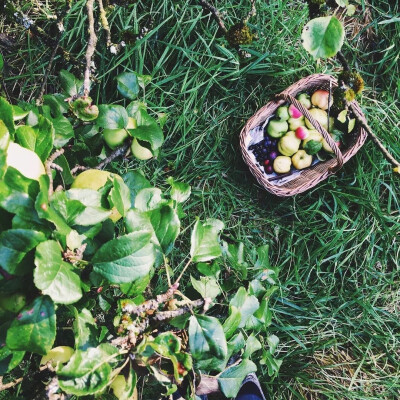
[199,0,227,34]
[97,0,112,48]
[45,149,65,196]
[94,139,132,170]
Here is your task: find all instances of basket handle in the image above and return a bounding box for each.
[275,93,344,172]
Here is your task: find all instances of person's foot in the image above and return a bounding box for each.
[235,373,267,400]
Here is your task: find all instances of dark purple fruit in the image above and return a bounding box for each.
[264,165,274,174]
[269,151,278,161]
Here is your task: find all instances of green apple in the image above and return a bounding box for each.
[288,117,305,131]
[292,150,313,170]
[297,93,311,109]
[110,375,138,400]
[0,292,27,313]
[40,346,74,367]
[273,156,292,174]
[130,138,153,160]
[276,106,289,121]
[103,117,137,149]
[6,142,46,180]
[302,130,323,147]
[71,169,123,223]
[305,108,329,130]
[278,131,301,157]
[266,119,289,138]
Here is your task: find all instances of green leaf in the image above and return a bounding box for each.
[52,115,74,147]
[218,359,257,398]
[43,94,69,116]
[73,308,98,350]
[92,231,155,283]
[302,16,345,59]
[148,205,180,255]
[190,219,224,263]
[97,105,128,129]
[346,4,356,16]
[6,295,56,355]
[58,344,119,396]
[222,305,241,340]
[335,0,348,6]
[131,124,163,152]
[51,191,86,225]
[167,177,191,203]
[15,125,36,151]
[243,334,262,359]
[227,332,245,358]
[191,275,220,300]
[122,170,152,207]
[12,105,29,121]
[221,241,248,279]
[60,70,83,97]
[34,240,82,304]
[267,334,279,355]
[230,287,259,328]
[0,97,15,135]
[0,321,25,374]
[260,350,282,377]
[0,229,46,276]
[135,188,163,211]
[34,115,54,162]
[188,314,227,371]
[116,72,140,100]
[108,177,131,217]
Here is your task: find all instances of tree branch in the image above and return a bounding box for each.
[94,139,132,170]
[97,0,112,48]
[199,0,227,34]
[83,0,98,96]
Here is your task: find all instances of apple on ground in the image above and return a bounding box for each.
[273,156,292,174]
[131,138,153,160]
[40,346,74,368]
[292,150,313,170]
[6,142,46,180]
[110,375,138,400]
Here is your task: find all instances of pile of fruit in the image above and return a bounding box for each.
[248,90,356,176]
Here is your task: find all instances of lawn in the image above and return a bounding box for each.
[1,0,399,399]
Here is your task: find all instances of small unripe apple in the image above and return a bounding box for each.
[278,131,301,157]
[292,150,313,170]
[276,106,289,121]
[110,375,138,400]
[273,156,292,174]
[311,90,332,110]
[266,119,289,138]
[6,142,46,181]
[130,138,153,160]
[295,126,309,140]
[103,128,129,150]
[0,292,27,313]
[40,346,74,367]
[288,104,303,119]
[297,93,311,109]
[305,108,329,130]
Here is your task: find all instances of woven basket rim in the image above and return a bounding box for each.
[239,74,368,197]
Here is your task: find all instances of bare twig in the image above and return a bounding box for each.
[0,364,51,391]
[70,165,87,175]
[45,149,65,196]
[97,0,112,48]
[199,0,227,34]
[244,0,256,23]
[83,0,98,96]
[337,51,350,71]
[94,139,132,170]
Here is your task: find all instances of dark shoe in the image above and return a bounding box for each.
[235,373,266,400]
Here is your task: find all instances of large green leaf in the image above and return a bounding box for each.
[52,115,74,147]
[97,105,128,129]
[0,321,25,374]
[302,16,345,59]
[188,314,227,371]
[116,72,140,100]
[0,229,46,275]
[167,177,191,203]
[230,287,259,328]
[6,295,56,355]
[92,231,155,283]
[190,219,224,263]
[134,188,163,211]
[73,308,98,350]
[34,240,82,304]
[108,177,131,217]
[222,305,241,340]
[191,275,220,300]
[60,70,83,97]
[221,241,248,279]
[0,97,15,135]
[58,344,119,395]
[15,125,36,151]
[218,359,257,398]
[34,115,54,162]
[122,170,152,207]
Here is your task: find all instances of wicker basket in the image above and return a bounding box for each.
[240,74,368,197]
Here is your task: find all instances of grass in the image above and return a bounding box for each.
[1,0,400,399]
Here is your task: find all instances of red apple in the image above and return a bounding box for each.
[295,126,309,140]
[311,90,332,110]
[289,104,303,119]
